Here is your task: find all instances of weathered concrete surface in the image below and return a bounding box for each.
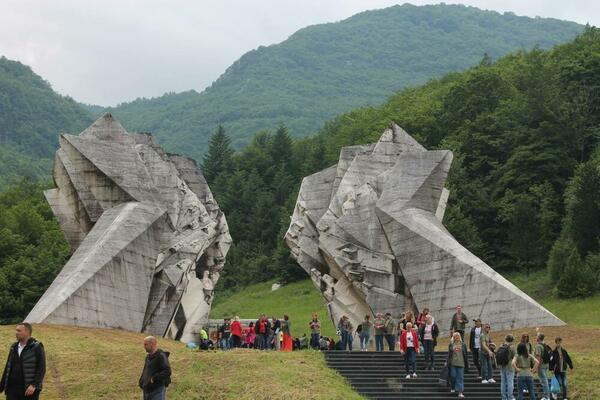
[285,123,564,333]
[27,113,231,342]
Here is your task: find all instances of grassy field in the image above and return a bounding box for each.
[2,275,598,399]
[212,276,600,399]
[210,279,337,337]
[0,324,362,400]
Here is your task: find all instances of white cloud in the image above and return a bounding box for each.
[0,0,596,106]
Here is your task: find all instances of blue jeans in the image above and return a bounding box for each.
[385,334,396,351]
[143,386,165,400]
[404,347,416,374]
[480,349,492,380]
[220,336,230,350]
[555,372,567,399]
[537,366,549,399]
[423,340,435,367]
[517,376,536,400]
[341,331,352,350]
[450,366,464,392]
[375,335,384,351]
[310,333,320,349]
[359,332,370,350]
[501,369,515,400]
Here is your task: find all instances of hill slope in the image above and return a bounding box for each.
[215,276,600,399]
[109,4,582,159]
[0,324,362,400]
[0,57,93,189]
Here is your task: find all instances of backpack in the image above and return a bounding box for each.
[356,324,362,333]
[542,344,553,364]
[496,343,511,366]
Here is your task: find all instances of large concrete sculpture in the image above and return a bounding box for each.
[285,123,563,332]
[27,113,231,342]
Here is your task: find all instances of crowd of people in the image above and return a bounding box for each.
[215,314,294,351]
[0,306,574,400]
[212,306,574,400]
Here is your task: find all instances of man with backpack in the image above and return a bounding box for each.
[534,333,552,400]
[496,334,517,400]
[139,336,171,400]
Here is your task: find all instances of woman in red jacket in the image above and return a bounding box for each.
[230,316,243,348]
[399,322,419,379]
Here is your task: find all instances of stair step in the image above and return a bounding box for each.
[324,351,560,400]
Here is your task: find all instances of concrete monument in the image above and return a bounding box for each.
[285,123,563,332]
[27,113,231,342]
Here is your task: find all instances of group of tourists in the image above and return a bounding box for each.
[216,314,293,351]
[443,306,573,400]
[0,306,574,400]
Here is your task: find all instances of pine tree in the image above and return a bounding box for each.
[201,125,234,184]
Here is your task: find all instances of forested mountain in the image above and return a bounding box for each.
[203,27,600,299]
[108,4,583,160]
[0,57,93,188]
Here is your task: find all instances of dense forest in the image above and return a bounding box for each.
[108,4,582,159]
[0,180,70,324]
[0,57,93,188]
[203,27,600,299]
[0,27,598,324]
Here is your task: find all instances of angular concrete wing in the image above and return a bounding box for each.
[27,113,232,342]
[285,123,563,333]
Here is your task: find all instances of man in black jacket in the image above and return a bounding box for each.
[468,318,483,378]
[549,337,573,400]
[139,336,171,400]
[0,322,46,400]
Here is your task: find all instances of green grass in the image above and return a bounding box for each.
[210,280,337,337]
[505,271,600,326]
[0,324,363,400]
[213,275,600,399]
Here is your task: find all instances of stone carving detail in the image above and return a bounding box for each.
[285,123,563,332]
[27,113,231,342]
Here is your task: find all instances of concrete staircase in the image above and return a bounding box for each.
[324,351,559,400]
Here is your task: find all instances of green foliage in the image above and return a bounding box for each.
[108,4,582,160]
[0,56,93,190]
[206,28,600,295]
[555,246,596,298]
[0,180,70,323]
[201,125,234,183]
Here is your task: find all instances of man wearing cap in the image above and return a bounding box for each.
[468,318,483,378]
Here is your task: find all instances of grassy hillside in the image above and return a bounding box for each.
[0,324,362,400]
[1,278,598,399]
[210,280,337,337]
[216,277,600,399]
[0,57,93,189]
[109,4,582,159]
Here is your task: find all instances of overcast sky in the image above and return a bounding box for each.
[0,1,597,106]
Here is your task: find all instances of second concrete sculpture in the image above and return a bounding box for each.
[285,123,563,332]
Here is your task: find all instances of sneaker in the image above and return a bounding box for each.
[458,394,465,398]
[488,378,496,383]
[481,379,488,384]
[406,374,411,379]
[412,373,417,377]
[450,390,456,393]
[551,395,558,400]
